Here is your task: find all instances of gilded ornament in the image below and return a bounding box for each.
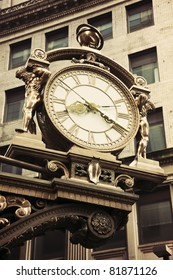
[88,158,101,184]
[0,195,7,211]
[114,174,134,191]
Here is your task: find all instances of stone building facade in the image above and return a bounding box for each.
[0,0,173,260]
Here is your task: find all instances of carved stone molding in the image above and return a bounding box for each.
[0,0,109,37]
[47,48,135,89]
[0,203,122,258]
[88,211,115,238]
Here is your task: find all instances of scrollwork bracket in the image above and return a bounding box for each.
[46,160,70,179]
[114,174,134,192]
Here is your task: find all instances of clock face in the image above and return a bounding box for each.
[44,64,139,152]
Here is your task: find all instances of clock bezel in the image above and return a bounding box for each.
[44,64,139,152]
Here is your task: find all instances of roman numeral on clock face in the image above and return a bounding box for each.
[104,132,112,143]
[68,123,79,136]
[57,78,71,93]
[117,112,129,120]
[56,110,69,123]
[88,73,96,86]
[113,98,124,105]
[52,96,65,105]
[72,74,80,85]
[88,131,95,144]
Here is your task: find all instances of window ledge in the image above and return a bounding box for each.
[138,240,173,254]
[92,247,127,260]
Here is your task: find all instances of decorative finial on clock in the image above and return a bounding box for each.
[76,23,104,50]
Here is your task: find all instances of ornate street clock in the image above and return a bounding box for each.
[0,24,163,258]
[37,24,139,154]
[44,64,139,153]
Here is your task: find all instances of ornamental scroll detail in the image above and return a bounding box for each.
[0,205,118,256]
[0,195,32,229]
[46,160,70,179]
[114,174,134,192]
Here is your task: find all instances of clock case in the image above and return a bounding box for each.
[37,47,140,155]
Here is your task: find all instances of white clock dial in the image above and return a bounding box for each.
[44,64,139,152]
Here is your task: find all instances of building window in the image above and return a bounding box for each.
[129,47,159,84]
[126,0,154,33]
[1,163,22,175]
[9,39,31,69]
[0,146,22,175]
[137,186,173,244]
[92,227,127,256]
[32,230,66,260]
[88,12,112,40]
[4,87,24,123]
[45,26,68,51]
[147,107,166,152]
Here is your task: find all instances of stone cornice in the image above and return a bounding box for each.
[0,0,110,37]
[0,0,43,14]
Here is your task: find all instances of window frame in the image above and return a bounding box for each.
[4,86,25,123]
[147,107,166,153]
[32,229,67,260]
[129,47,159,84]
[93,226,127,253]
[1,164,22,175]
[9,38,31,69]
[126,0,154,33]
[45,26,68,51]
[137,186,173,244]
[88,11,113,41]
[0,146,22,175]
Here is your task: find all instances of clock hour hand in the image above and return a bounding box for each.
[67,101,99,114]
[67,101,88,114]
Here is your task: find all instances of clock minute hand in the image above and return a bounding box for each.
[58,78,90,105]
[88,104,128,134]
